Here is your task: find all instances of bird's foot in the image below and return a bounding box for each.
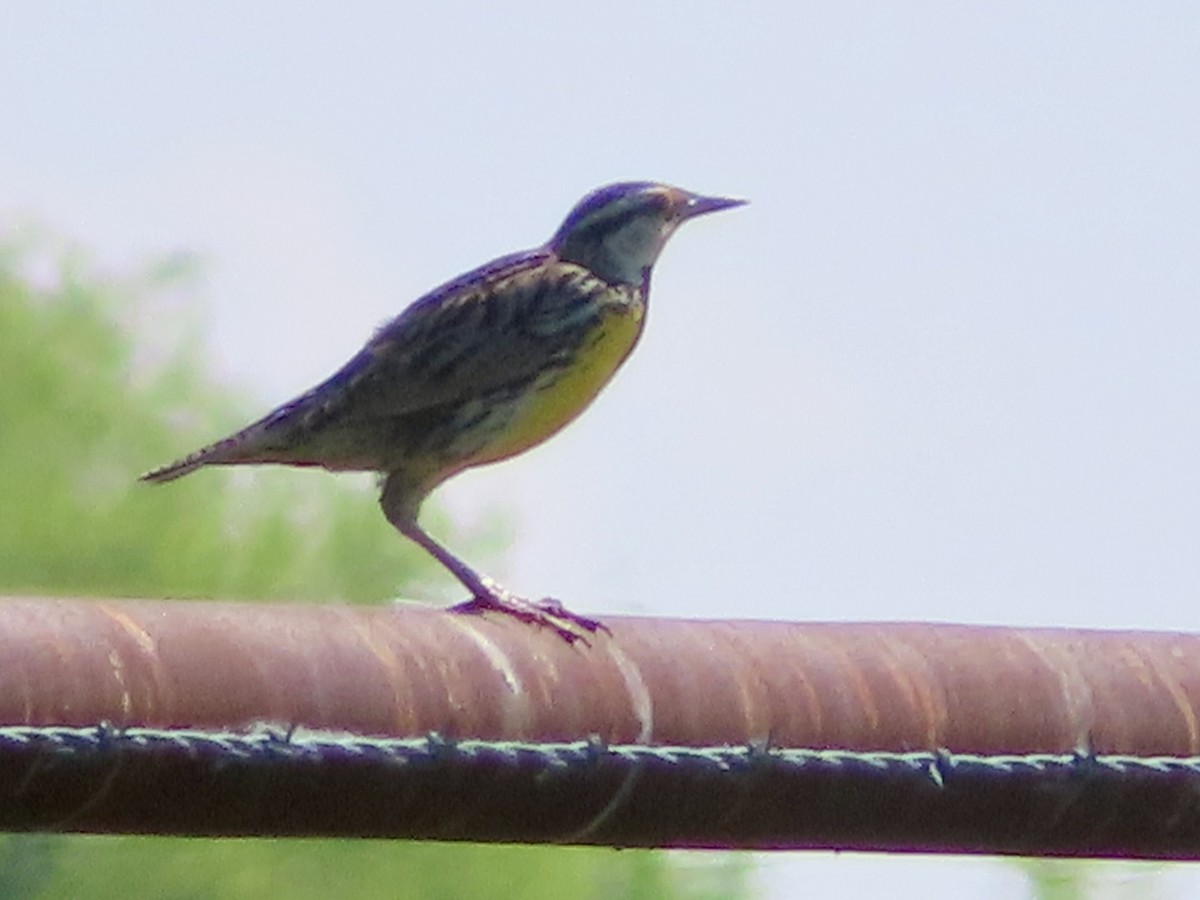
[449,580,608,644]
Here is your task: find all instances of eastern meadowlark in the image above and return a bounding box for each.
[142,182,745,640]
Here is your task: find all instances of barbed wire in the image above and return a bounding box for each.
[1,723,1191,785]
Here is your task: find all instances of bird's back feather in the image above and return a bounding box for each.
[140,246,642,482]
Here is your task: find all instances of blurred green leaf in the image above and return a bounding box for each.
[0,236,431,603]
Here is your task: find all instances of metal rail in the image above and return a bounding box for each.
[1,596,1199,856]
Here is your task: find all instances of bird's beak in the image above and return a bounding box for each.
[681,193,748,219]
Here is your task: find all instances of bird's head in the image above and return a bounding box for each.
[549,182,746,286]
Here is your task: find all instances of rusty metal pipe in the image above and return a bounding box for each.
[2,596,1200,855]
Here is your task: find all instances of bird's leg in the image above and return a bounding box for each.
[380,473,606,643]
[398,518,607,644]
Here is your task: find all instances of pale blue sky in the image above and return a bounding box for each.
[5,4,1199,896]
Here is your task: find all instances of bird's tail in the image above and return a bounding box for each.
[139,437,241,484]
[140,391,322,484]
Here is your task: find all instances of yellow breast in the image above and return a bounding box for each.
[474,303,645,464]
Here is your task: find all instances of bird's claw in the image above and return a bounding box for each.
[449,588,608,644]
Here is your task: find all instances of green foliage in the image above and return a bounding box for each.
[3,838,747,900]
[0,237,431,603]
[1021,859,1162,900]
[0,237,748,900]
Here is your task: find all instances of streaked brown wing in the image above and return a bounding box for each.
[290,249,613,427]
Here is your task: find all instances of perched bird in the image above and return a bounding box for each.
[141,182,745,641]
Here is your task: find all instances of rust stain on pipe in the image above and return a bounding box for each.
[0,596,1199,757]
